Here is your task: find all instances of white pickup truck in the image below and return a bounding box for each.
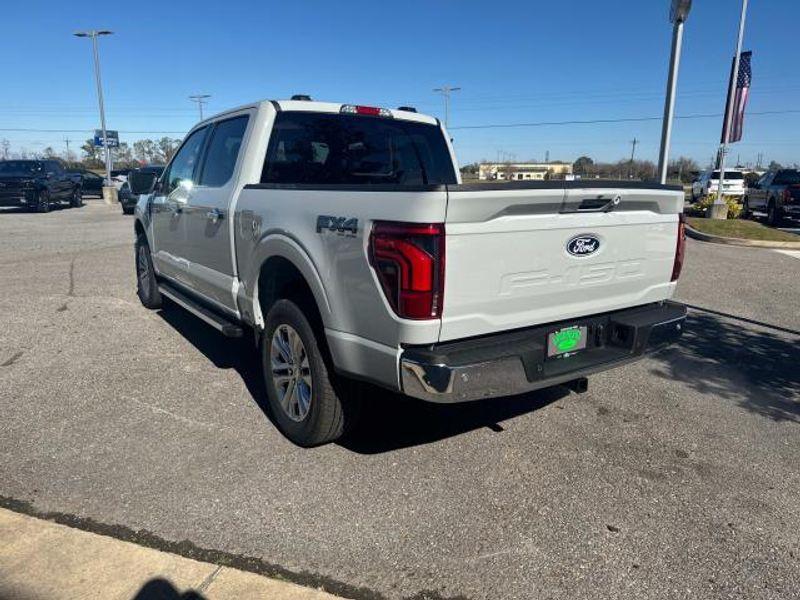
[131,98,687,446]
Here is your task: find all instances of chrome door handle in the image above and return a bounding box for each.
[206,208,223,223]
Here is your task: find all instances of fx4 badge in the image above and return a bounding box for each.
[566,234,601,257]
[316,215,358,236]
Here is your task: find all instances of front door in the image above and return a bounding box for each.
[180,114,250,313]
[151,126,210,285]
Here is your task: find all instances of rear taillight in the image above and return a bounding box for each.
[783,188,797,205]
[671,213,686,282]
[369,221,445,320]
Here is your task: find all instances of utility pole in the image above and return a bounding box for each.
[64,137,71,157]
[713,0,749,219]
[189,94,211,121]
[657,0,692,184]
[545,150,550,163]
[628,137,638,178]
[74,29,114,201]
[433,85,461,129]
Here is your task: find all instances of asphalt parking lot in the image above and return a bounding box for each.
[1,200,799,600]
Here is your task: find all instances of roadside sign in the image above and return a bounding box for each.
[93,129,119,148]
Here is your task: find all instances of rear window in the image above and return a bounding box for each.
[776,170,800,185]
[711,171,744,180]
[0,161,43,176]
[261,112,457,186]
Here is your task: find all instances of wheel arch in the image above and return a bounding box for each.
[249,236,332,333]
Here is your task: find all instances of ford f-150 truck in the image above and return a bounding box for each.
[131,98,687,446]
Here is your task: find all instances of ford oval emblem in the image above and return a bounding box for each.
[566,235,601,257]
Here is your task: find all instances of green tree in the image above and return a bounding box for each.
[81,138,103,168]
[573,156,594,175]
[133,139,158,164]
[157,137,180,164]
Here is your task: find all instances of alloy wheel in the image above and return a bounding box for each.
[137,244,151,292]
[270,324,313,422]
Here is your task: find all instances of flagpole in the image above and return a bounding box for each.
[712,0,748,219]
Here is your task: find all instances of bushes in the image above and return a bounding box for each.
[693,194,743,219]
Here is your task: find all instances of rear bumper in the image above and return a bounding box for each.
[400,301,686,403]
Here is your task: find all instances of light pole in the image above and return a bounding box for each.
[189,94,211,121]
[433,86,461,129]
[657,0,691,184]
[712,0,749,219]
[74,29,114,201]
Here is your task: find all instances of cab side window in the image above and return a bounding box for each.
[163,127,209,193]
[198,116,249,187]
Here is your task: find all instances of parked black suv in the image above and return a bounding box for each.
[119,165,164,215]
[0,160,83,212]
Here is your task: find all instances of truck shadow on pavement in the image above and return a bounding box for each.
[157,303,570,453]
[649,309,800,423]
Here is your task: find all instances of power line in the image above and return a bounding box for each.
[0,128,186,134]
[448,109,800,130]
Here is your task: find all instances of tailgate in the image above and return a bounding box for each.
[440,183,683,341]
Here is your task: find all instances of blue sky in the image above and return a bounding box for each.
[1,0,797,167]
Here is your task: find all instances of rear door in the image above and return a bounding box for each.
[46,161,70,198]
[752,172,772,209]
[180,113,251,312]
[440,183,683,341]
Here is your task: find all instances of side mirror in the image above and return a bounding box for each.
[128,171,159,195]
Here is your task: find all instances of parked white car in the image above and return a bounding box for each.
[130,98,687,446]
[691,169,745,200]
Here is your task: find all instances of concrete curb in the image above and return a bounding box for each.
[685,224,800,249]
[0,508,343,600]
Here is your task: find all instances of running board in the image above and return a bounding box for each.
[158,283,244,338]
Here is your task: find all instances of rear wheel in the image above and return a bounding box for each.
[135,233,162,309]
[742,197,751,219]
[261,299,356,446]
[767,200,782,227]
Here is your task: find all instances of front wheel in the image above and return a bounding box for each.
[262,299,356,446]
[35,190,51,213]
[135,233,162,309]
[69,187,83,208]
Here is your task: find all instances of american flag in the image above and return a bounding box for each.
[722,51,752,143]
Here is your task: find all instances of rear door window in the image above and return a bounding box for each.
[198,115,249,187]
[262,112,456,185]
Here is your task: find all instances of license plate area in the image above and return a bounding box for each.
[547,325,587,359]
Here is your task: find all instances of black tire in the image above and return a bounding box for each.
[35,190,50,213]
[742,197,751,219]
[69,187,83,208]
[135,233,162,309]
[122,206,134,215]
[767,200,782,227]
[261,299,356,446]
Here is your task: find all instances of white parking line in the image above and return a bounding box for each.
[774,250,800,259]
